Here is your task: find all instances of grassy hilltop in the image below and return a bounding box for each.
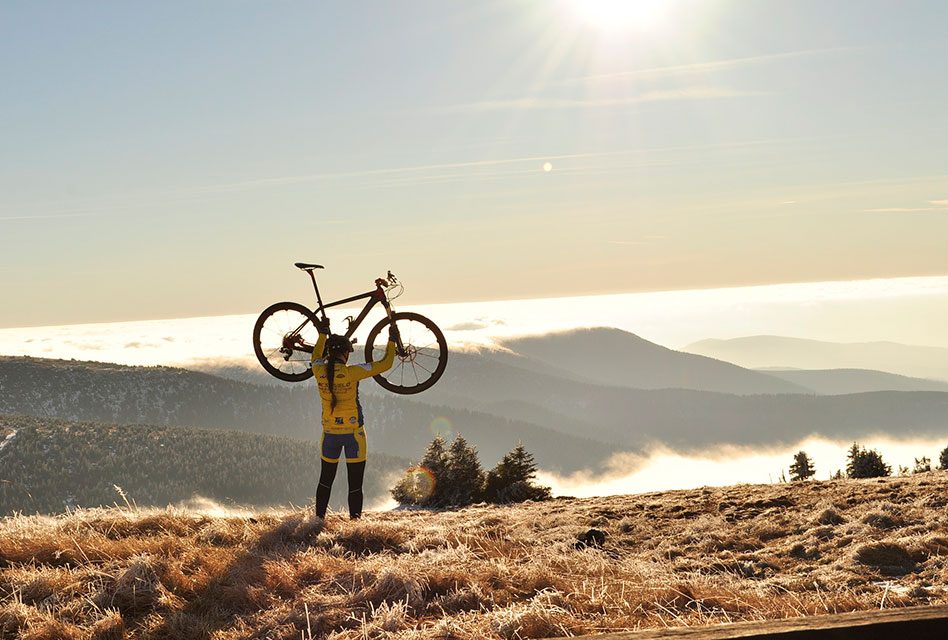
[2,473,947,639]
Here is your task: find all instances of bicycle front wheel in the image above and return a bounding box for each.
[252,301,320,382]
[364,312,448,394]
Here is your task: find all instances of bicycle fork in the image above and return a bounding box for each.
[381,301,407,358]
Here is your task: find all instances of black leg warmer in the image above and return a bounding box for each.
[347,461,366,519]
[315,459,338,518]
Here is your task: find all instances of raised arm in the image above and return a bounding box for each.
[309,317,330,363]
[352,340,395,379]
[351,324,399,380]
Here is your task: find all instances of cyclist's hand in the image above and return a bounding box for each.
[316,317,331,334]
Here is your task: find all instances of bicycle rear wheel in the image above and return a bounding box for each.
[252,301,320,382]
[364,311,448,394]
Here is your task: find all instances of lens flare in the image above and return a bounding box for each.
[430,416,454,439]
[402,466,437,502]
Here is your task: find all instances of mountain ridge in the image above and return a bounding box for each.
[685,335,948,381]
[0,355,615,473]
[500,327,812,394]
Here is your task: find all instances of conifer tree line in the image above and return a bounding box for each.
[391,435,552,508]
[0,415,407,515]
[788,443,948,481]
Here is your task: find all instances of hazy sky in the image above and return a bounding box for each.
[3,1,948,327]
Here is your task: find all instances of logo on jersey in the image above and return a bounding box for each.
[335,417,344,425]
[349,417,358,424]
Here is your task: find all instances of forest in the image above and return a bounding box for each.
[0,414,408,515]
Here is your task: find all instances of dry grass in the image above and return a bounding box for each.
[2,474,948,639]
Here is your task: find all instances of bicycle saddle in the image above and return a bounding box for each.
[294,262,324,270]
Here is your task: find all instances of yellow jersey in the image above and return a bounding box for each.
[311,333,396,433]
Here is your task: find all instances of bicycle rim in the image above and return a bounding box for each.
[253,302,320,381]
[366,312,447,394]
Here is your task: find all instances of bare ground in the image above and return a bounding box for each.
[2,473,947,639]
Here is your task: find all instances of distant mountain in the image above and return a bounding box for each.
[12,347,945,473]
[359,349,948,452]
[181,341,948,453]
[0,414,409,516]
[500,328,810,394]
[0,356,615,472]
[763,368,948,395]
[685,336,948,381]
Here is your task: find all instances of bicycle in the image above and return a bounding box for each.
[252,263,448,394]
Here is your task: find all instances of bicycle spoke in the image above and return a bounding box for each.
[263,325,288,338]
[413,360,433,375]
[389,359,406,380]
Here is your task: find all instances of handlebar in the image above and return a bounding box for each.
[375,270,398,289]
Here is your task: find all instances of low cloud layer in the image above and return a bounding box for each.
[537,436,948,498]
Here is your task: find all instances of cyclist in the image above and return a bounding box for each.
[307,319,397,520]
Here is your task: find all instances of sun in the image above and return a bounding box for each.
[570,0,670,32]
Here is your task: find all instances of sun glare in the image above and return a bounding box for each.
[570,0,669,31]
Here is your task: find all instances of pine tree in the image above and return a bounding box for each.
[484,442,551,504]
[939,446,948,471]
[789,450,815,481]
[443,435,485,507]
[390,436,450,506]
[845,442,861,478]
[846,442,891,479]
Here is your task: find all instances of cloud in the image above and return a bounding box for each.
[439,88,764,113]
[863,207,942,213]
[0,212,103,223]
[64,340,104,350]
[446,322,489,331]
[565,47,859,84]
[537,436,948,498]
[862,197,948,214]
[123,341,162,349]
[190,152,613,194]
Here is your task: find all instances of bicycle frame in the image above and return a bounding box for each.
[296,270,400,350]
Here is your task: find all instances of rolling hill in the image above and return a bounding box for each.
[763,368,948,395]
[6,353,948,459]
[685,336,948,381]
[0,356,615,473]
[500,328,811,394]
[0,414,410,516]
[390,349,948,451]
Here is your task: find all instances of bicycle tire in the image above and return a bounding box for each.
[252,301,320,382]
[364,311,448,394]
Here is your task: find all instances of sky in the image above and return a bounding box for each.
[3,1,948,328]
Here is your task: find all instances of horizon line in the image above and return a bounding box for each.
[3,271,948,332]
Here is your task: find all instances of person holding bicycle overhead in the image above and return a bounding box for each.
[306,318,397,520]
